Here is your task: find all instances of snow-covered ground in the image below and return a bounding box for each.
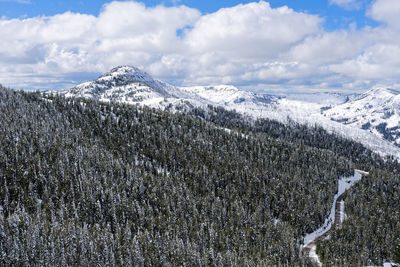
[324,88,400,146]
[309,245,322,267]
[303,170,363,248]
[302,170,365,266]
[339,200,345,226]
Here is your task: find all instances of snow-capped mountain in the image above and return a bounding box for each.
[323,88,400,146]
[62,65,279,109]
[284,92,359,106]
[180,85,276,105]
[60,66,400,158]
[64,66,196,106]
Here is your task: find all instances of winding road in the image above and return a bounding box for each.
[301,169,369,266]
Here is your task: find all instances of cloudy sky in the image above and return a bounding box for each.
[0,0,399,93]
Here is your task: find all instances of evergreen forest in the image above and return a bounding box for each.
[0,85,399,266]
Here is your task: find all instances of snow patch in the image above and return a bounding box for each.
[309,245,322,267]
[303,171,362,248]
[339,200,345,226]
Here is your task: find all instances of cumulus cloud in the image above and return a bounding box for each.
[368,0,400,29]
[185,2,321,57]
[0,0,400,93]
[0,1,201,89]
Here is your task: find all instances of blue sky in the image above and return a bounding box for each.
[0,0,399,93]
[0,0,378,30]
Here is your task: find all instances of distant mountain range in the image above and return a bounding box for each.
[323,88,400,146]
[59,65,400,158]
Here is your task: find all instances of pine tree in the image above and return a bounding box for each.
[394,242,400,264]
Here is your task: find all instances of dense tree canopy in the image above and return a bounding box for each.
[0,86,398,266]
[317,168,400,266]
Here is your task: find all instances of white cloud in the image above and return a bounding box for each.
[0,0,400,93]
[329,0,362,10]
[289,30,366,65]
[153,2,323,85]
[368,0,400,29]
[185,2,321,57]
[0,1,201,88]
[330,43,400,80]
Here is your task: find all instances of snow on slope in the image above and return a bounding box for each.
[62,66,280,111]
[180,85,276,106]
[64,66,205,107]
[303,171,363,248]
[285,92,359,106]
[59,66,400,158]
[323,88,400,145]
[64,66,169,104]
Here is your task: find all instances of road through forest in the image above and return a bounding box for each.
[301,170,368,266]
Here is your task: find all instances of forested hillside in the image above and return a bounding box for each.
[0,86,398,266]
[188,105,391,169]
[317,168,400,266]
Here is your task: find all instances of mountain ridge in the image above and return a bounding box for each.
[323,87,400,146]
[59,65,400,158]
[62,65,280,111]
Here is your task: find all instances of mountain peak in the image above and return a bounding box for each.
[109,65,140,72]
[105,65,146,76]
[106,65,142,76]
[98,65,155,85]
[63,65,175,101]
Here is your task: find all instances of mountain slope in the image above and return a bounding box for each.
[60,66,400,158]
[323,88,400,145]
[317,168,400,266]
[181,85,277,105]
[64,66,187,106]
[1,86,357,266]
[62,65,279,110]
[2,79,400,266]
